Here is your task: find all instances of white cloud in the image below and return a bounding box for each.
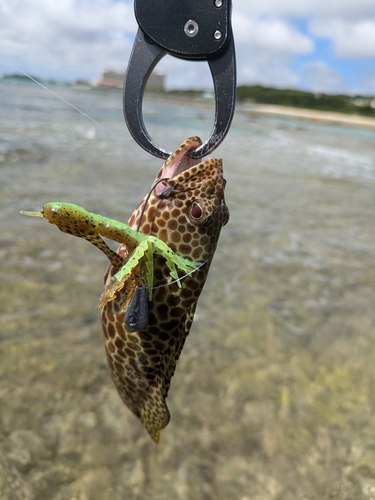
[300,61,346,93]
[156,57,213,90]
[236,51,300,89]
[355,68,375,95]
[0,0,137,80]
[0,0,375,93]
[212,14,313,90]
[233,15,314,54]
[236,0,375,21]
[310,20,375,58]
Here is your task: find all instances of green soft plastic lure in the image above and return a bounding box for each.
[21,201,199,307]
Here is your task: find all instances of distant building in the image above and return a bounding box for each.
[147,71,165,91]
[352,97,371,107]
[96,69,165,90]
[96,70,124,88]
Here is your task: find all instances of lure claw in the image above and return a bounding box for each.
[20,210,44,217]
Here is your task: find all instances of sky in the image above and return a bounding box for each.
[1,0,375,95]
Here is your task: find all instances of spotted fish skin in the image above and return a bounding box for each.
[101,137,229,443]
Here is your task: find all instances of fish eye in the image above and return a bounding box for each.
[189,201,203,220]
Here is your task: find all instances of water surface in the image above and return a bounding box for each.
[1,80,375,499]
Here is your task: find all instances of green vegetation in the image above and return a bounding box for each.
[165,89,206,98]
[2,73,39,82]
[237,84,375,117]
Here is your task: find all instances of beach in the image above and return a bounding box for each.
[1,80,375,499]
[241,101,375,131]
[147,90,375,132]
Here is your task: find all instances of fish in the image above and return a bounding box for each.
[101,136,229,443]
[21,136,229,443]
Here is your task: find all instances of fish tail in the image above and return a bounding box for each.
[140,400,170,444]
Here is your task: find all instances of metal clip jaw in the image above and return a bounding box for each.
[123,2,236,160]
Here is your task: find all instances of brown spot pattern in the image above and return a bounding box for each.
[101,137,229,443]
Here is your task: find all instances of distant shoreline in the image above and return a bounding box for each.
[2,78,375,132]
[145,92,375,132]
[240,102,375,131]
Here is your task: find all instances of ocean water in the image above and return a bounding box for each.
[1,78,374,247]
[1,79,375,498]
[1,80,374,202]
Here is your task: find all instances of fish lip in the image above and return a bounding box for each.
[154,137,202,196]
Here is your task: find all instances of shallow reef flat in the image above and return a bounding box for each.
[1,84,375,499]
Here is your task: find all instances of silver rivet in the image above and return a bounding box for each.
[215,0,223,7]
[214,30,222,40]
[184,20,199,38]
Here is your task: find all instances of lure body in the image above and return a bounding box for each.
[101,137,229,442]
[22,202,199,303]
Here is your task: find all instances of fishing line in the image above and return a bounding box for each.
[149,253,214,291]
[135,177,171,232]
[0,58,152,160]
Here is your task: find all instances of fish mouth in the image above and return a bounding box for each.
[154,137,202,196]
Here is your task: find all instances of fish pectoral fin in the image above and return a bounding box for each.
[148,236,200,285]
[97,243,149,309]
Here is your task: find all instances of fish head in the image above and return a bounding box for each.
[132,137,229,263]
